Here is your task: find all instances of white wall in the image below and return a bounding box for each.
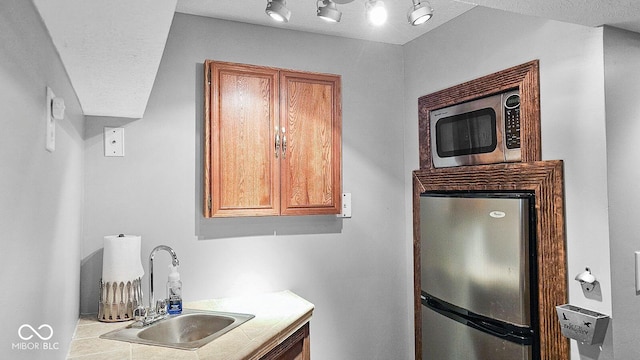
[0,1,84,359]
[81,14,410,360]
[71,7,636,360]
[604,26,640,360]
[403,7,613,360]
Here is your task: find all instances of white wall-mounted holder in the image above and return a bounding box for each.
[556,304,610,345]
[45,86,66,153]
[575,267,597,292]
[51,96,65,120]
[45,87,56,152]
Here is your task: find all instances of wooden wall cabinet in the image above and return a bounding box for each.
[204,61,342,217]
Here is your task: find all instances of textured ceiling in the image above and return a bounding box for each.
[176,0,475,45]
[177,0,640,44]
[459,0,640,33]
[33,0,640,119]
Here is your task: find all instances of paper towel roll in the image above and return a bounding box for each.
[102,234,144,283]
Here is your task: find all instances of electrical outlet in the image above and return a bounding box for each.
[337,192,352,218]
[45,87,55,152]
[104,127,125,157]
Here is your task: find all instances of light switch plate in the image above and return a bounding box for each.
[104,127,125,157]
[634,251,640,295]
[45,87,55,152]
[337,192,352,218]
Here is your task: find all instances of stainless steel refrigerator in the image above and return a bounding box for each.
[420,192,539,360]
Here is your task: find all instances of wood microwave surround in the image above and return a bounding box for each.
[204,60,342,217]
[412,160,569,360]
[418,60,541,170]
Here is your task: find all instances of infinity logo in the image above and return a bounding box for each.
[18,324,53,341]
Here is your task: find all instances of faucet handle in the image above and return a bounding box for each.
[133,306,147,322]
[155,299,167,315]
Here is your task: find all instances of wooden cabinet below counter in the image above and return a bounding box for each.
[260,323,310,360]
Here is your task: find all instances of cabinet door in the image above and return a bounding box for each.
[279,71,341,215]
[207,61,280,217]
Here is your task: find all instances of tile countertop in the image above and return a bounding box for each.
[66,290,314,360]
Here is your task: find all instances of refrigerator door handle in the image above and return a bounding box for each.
[475,319,514,338]
[469,318,530,343]
[421,292,534,346]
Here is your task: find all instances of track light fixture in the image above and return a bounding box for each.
[407,0,433,26]
[265,0,291,23]
[265,0,428,28]
[317,0,342,23]
[365,0,388,26]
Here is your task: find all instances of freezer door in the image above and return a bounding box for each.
[420,194,531,326]
[422,304,532,360]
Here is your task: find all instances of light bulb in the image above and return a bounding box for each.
[269,12,286,22]
[366,0,387,26]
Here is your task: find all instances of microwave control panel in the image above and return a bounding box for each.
[504,94,521,149]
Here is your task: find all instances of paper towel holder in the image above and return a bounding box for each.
[100,234,145,322]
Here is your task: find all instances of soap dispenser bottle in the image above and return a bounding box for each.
[167,265,182,315]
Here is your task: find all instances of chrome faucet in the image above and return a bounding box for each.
[132,245,179,327]
[149,245,180,310]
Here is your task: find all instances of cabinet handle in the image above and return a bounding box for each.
[275,126,280,158]
[281,127,286,159]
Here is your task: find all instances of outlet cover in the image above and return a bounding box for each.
[337,192,352,218]
[104,127,125,157]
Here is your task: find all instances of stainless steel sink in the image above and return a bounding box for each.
[100,309,254,350]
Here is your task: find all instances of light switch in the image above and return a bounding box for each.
[337,192,352,218]
[104,127,125,157]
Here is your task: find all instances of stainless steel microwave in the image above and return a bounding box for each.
[430,90,521,168]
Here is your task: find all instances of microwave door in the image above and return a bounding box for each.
[430,94,504,168]
[435,108,497,157]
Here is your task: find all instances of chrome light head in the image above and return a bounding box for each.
[317,0,342,23]
[266,0,291,22]
[408,0,433,26]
